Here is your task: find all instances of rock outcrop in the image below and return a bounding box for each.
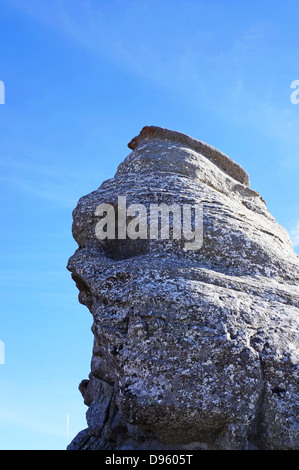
[67,126,299,450]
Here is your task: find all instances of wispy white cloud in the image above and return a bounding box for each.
[0,153,102,208]
[290,220,299,247]
[8,0,299,176]
[0,404,66,439]
[10,1,299,145]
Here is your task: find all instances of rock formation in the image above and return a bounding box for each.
[67,126,299,450]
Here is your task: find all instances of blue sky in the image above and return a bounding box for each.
[0,0,298,450]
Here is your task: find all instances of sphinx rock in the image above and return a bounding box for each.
[67,126,299,450]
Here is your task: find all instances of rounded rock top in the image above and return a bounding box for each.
[128,126,250,187]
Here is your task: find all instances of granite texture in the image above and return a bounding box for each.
[67,126,299,450]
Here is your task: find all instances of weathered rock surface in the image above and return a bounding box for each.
[67,126,299,450]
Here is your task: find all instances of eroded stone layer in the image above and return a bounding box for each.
[67,127,299,450]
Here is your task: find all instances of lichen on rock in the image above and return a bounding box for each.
[67,126,299,450]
